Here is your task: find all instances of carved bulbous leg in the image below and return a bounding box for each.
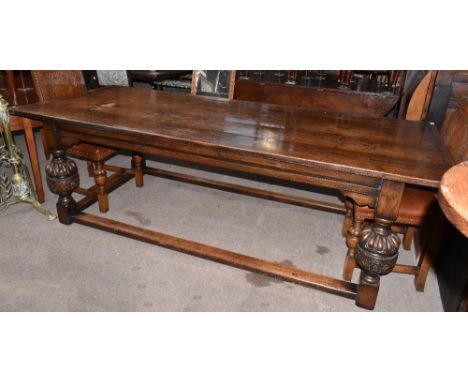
[355,218,401,309]
[131,153,145,188]
[45,150,80,225]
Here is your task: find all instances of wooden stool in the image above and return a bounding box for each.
[66,144,145,212]
[66,143,116,213]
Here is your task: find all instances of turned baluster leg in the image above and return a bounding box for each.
[132,153,145,187]
[45,150,80,225]
[93,160,109,213]
[355,181,405,310]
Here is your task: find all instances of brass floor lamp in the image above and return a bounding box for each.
[0,94,55,220]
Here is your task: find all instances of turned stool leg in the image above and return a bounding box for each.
[342,199,353,237]
[343,213,363,281]
[93,160,109,213]
[402,226,416,251]
[132,153,145,187]
[45,150,80,225]
[86,160,94,177]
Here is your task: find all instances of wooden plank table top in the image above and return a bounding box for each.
[11,86,451,188]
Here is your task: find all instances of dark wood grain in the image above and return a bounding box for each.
[11,86,450,188]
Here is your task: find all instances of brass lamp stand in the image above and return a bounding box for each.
[0,94,56,220]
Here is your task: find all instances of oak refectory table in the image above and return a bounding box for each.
[10,86,451,310]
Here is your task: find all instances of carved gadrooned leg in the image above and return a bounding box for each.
[93,160,109,213]
[45,150,80,225]
[131,153,145,187]
[355,218,401,309]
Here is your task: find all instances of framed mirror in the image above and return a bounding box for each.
[191,70,236,99]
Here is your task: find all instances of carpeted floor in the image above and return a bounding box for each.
[0,132,444,311]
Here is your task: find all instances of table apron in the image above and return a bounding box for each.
[58,124,382,201]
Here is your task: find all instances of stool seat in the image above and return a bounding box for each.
[355,187,436,225]
[66,143,116,162]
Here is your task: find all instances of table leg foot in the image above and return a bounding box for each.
[356,272,380,310]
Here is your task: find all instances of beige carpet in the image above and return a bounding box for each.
[0,132,443,311]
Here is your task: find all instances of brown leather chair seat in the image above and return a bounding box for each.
[355,187,436,225]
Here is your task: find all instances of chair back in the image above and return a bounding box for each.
[31,70,87,102]
[441,98,468,164]
[1,70,37,106]
[406,70,438,121]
